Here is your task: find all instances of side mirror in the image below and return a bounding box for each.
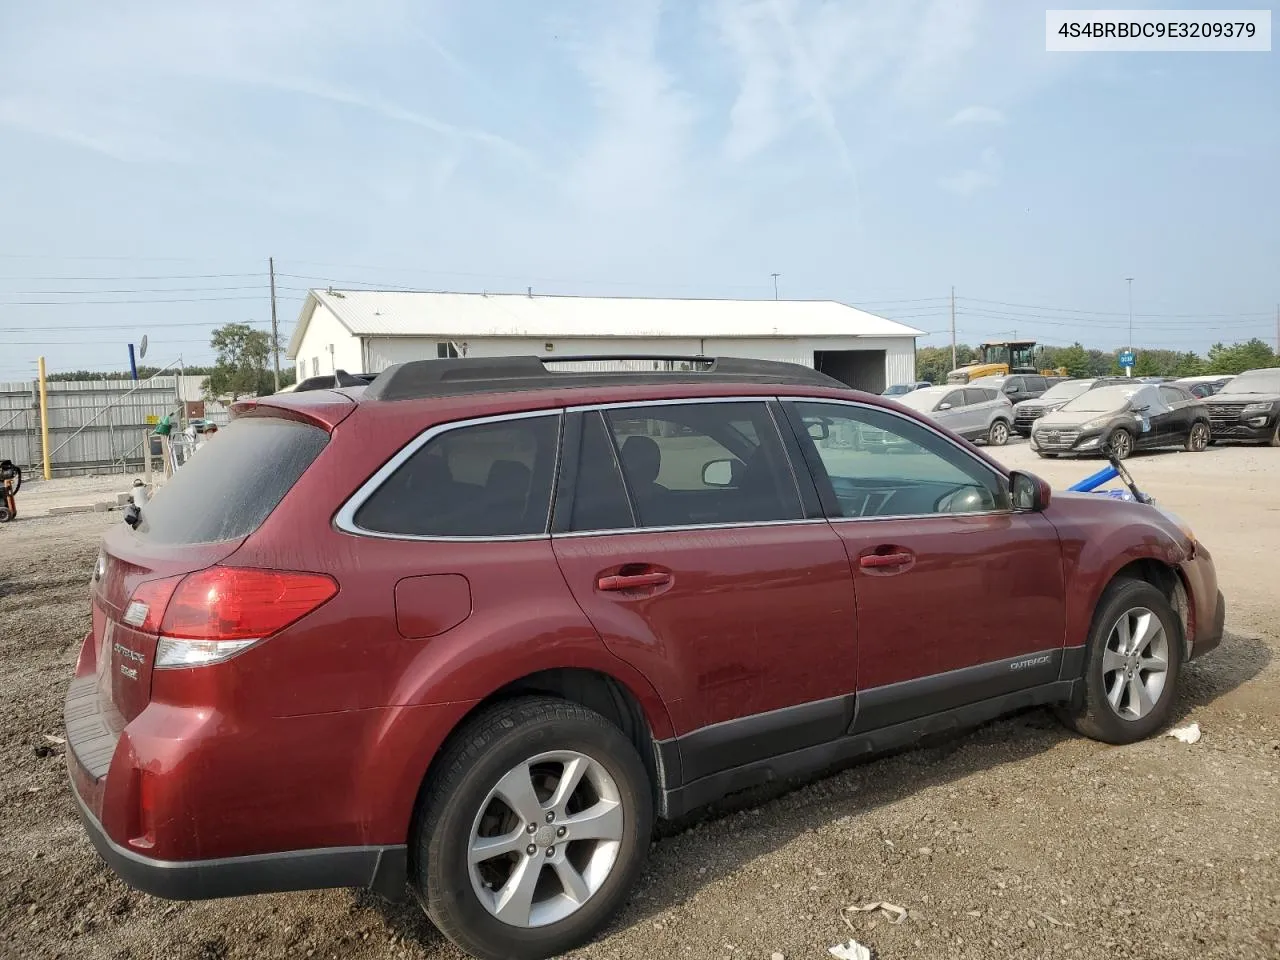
[1010,471,1051,512]
[805,420,831,441]
[937,402,953,411]
[1132,403,1150,413]
[702,459,737,487]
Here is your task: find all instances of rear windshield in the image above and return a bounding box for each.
[135,416,328,545]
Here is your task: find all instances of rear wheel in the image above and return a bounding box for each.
[415,697,653,960]
[1057,578,1183,744]
[1185,421,1210,452]
[1107,427,1134,460]
[987,420,1010,447]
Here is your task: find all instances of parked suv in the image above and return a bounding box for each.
[1202,367,1280,444]
[893,384,1014,446]
[970,373,1050,407]
[66,356,1224,960]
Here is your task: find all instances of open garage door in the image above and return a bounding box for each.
[814,350,886,393]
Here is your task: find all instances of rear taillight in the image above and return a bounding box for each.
[123,566,337,669]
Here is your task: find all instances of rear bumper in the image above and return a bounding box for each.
[69,779,407,901]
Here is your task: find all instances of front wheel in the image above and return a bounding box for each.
[415,697,653,960]
[987,420,1010,447]
[1185,421,1210,452]
[1057,578,1183,744]
[1270,421,1280,448]
[1107,428,1134,460]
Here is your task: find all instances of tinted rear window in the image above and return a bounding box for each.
[136,416,328,545]
[354,414,561,537]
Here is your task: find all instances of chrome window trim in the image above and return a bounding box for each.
[567,395,781,414]
[553,517,829,540]
[779,395,1017,521]
[334,408,564,543]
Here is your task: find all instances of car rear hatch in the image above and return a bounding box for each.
[70,410,337,777]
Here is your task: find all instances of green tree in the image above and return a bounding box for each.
[204,323,273,399]
[1171,351,1206,377]
[1049,342,1092,378]
[915,344,974,384]
[1206,338,1279,375]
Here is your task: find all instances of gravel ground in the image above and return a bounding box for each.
[1,442,1277,960]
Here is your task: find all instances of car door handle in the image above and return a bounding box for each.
[597,572,673,591]
[859,552,914,569]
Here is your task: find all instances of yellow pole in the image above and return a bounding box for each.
[37,356,51,480]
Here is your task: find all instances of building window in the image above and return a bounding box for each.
[311,357,319,377]
[437,342,460,359]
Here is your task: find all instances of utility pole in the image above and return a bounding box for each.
[1125,277,1134,378]
[949,286,957,369]
[269,256,281,392]
[770,273,780,300]
[1275,303,1279,353]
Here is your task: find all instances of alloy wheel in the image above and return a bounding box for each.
[1109,430,1132,459]
[1101,606,1170,721]
[468,751,624,929]
[989,421,1009,446]
[1188,422,1210,451]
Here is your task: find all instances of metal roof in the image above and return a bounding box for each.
[288,289,924,356]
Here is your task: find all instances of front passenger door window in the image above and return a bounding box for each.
[788,401,1009,518]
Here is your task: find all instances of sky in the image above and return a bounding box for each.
[0,0,1276,380]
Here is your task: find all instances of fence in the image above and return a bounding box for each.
[0,376,230,477]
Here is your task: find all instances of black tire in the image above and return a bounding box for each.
[1057,578,1184,745]
[1106,427,1135,460]
[987,419,1010,447]
[1270,420,1280,448]
[415,696,653,960]
[1185,421,1210,452]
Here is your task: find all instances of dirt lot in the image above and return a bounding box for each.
[2,443,1278,960]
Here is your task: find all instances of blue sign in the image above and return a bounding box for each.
[1118,350,1136,368]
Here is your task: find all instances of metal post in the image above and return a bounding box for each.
[950,286,957,369]
[1125,277,1134,378]
[37,357,51,480]
[771,273,780,300]
[270,256,281,392]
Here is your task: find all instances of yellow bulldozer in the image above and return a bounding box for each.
[945,340,1067,383]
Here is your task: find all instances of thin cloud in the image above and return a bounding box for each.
[940,146,1001,195]
[947,105,1006,126]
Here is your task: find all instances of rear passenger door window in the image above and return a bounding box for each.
[598,402,802,528]
[351,413,561,537]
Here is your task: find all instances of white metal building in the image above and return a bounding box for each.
[287,290,924,393]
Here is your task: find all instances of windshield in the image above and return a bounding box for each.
[897,390,943,412]
[881,384,912,396]
[1062,385,1144,413]
[971,376,1005,387]
[1226,369,1280,394]
[1040,380,1094,402]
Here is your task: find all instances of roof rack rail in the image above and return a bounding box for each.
[363,355,844,401]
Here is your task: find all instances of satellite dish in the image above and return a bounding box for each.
[139,335,149,360]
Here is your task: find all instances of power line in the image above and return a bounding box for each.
[0,272,264,281]
[5,284,269,295]
[958,295,1270,319]
[0,294,304,306]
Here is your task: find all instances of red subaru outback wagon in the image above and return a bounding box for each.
[66,356,1224,960]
